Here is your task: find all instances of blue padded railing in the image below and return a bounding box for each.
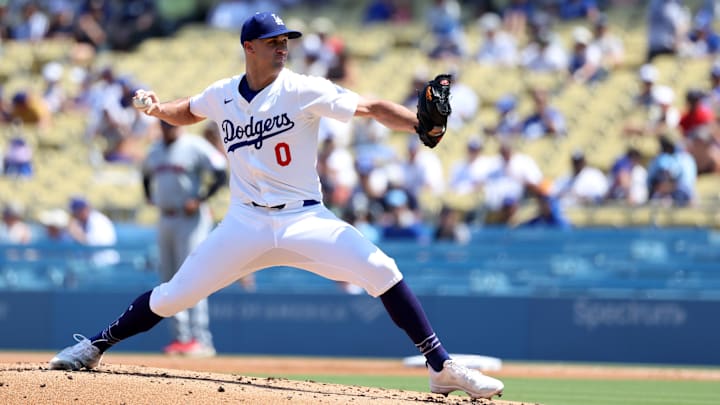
[2,226,719,298]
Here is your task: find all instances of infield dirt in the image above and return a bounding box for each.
[2,353,719,404]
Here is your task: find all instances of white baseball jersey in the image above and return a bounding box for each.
[149,69,402,319]
[189,68,359,206]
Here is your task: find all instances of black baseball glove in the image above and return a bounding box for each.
[415,74,452,148]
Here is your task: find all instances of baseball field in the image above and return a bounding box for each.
[1,353,719,404]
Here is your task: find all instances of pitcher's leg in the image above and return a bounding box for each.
[51,207,271,365]
[282,207,446,365]
[279,207,502,399]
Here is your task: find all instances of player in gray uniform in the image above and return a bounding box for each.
[49,12,503,399]
[142,121,227,356]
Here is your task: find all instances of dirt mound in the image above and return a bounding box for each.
[0,363,530,405]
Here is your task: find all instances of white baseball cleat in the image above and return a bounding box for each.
[49,334,103,371]
[428,359,504,398]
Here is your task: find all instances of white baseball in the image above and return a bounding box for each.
[133,95,152,110]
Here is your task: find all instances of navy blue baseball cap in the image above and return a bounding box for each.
[241,12,302,43]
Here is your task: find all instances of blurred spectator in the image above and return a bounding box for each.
[707,63,720,115]
[557,0,600,22]
[446,68,480,131]
[380,189,426,240]
[325,44,356,87]
[521,88,567,139]
[9,91,51,129]
[342,192,381,244]
[310,17,345,77]
[42,62,67,114]
[485,94,521,139]
[567,26,607,85]
[67,196,119,266]
[343,159,387,230]
[592,14,625,70]
[434,204,471,243]
[297,33,329,77]
[317,135,356,210]
[449,136,493,196]
[501,0,535,38]
[552,150,609,207]
[352,117,395,167]
[363,0,406,24]
[684,124,720,175]
[47,2,77,39]
[646,0,690,62]
[623,84,680,137]
[92,75,157,163]
[678,88,714,139]
[402,68,430,109]
[0,3,11,40]
[3,137,33,178]
[521,181,572,229]
[75,0,113,50]
[12,1,49,41]
[106,0,161,51]
[475,12,518,67]
[37,208,72,243]
[606,147,649,205]
[482,141,543,222]
[682,15,720,57]
[0,202,32,244]
[426,0,466,59]
[401,136,445,200]
[634,64,660,109]
[647,136,697,206]
[520,29,568,72]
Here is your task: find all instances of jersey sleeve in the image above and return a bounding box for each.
[189,78,234,120]
[296,75,359,122]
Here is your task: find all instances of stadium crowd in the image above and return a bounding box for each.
[2,0,720,251]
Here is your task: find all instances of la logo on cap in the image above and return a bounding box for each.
[272,13,284,26]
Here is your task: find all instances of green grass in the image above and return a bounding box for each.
[250,374,720,405]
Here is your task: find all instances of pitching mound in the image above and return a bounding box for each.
[0,363,530,405]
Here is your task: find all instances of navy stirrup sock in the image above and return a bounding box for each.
[380,280,450,372]
[90,290,164,353]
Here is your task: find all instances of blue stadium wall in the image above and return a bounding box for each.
[2,291,719,365]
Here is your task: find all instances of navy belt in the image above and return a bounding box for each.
[251,199,320,210]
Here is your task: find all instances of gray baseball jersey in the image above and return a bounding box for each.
[142,135,227,210]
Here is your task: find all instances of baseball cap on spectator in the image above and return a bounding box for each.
[11,91,28,105]
[467,136,483,151]
[495,94,517,113]
[69,196,89,213]
[356,158,375,176]
[38,208,69,228]
[639,64,658,83]
[478,13,501,32]
[686,88,706,104]
[42,62,63,83]
[652,85,674,105]
[241,12,302,43]
[571,149,585,162]
[572,26,592,45]
[302,34,323,56]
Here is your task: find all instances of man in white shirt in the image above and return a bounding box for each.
[67,197,119,267]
